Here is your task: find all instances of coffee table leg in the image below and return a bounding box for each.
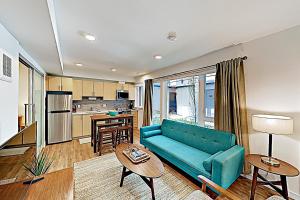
[150,178,155,200]
[250,166,259,200]
[280,175,288,199]
[120,166,126,187]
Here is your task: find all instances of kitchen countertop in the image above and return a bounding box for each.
[72,109,140,115]
[72,111,108,115]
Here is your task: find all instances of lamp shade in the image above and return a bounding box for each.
[252,114,293,135]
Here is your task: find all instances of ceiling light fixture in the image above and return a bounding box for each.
[84,33,96,41]
[111,68,117,72]
[75,63,83,67]
[167,31,177,41]
[153,55,162,60]
[79,31,96,41]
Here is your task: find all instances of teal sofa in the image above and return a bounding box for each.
[140,119,244,189]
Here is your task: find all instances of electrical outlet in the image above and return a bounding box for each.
[103,104,106,108]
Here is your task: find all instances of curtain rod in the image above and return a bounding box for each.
[153,56,247,81]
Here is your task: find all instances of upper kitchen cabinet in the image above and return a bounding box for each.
[61,77,73,91]
[103,82,117,100]
[94,81,104,96]
[73,79,83,100]
[47,76,73,91]
[117,83,129,91]
[82,80,94,96]
[48,76,61,91]
[82,80,104,97]
[128,84,135,100]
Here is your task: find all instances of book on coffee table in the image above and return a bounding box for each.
[123,148,150,164]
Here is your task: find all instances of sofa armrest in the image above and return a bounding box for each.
[211,145,244,189]
[198,175,240,200]
[140,125,162,145]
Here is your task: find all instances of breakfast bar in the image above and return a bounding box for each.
[90,114,134,153]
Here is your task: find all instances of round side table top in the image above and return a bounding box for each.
[115,143,164,178]
[246,154,299,177]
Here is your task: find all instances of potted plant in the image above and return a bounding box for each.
[23,149,54,184]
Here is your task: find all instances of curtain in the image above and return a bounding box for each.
[214,57,250,174]
[143,79,153,126]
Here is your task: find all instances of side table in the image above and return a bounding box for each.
[246,154,299,200]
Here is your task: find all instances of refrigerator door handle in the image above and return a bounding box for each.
[49,110,71,113]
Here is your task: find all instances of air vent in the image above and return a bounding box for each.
[0,49,12,82]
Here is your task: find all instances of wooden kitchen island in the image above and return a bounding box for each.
[90,114,134,153]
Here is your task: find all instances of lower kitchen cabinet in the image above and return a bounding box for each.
[72,115,83,138]
[82,115,92,136]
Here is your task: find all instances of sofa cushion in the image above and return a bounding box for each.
[203,151,223,172]
[144,135,212,178]
[142,129,162,138]
[161,119,236,154]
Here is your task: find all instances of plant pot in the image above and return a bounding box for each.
[23,176,44,185]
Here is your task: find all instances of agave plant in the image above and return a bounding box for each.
[23,149,54,177]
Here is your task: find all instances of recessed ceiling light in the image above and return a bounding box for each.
[79,31,96,41]
[75,63,83,67]
[153,55,162,60]
[84,33,96,41]
[111,68,117,72]
[167,31,177,41]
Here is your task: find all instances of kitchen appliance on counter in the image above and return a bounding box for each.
[46,91,72,144]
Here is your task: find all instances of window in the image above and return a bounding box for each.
[135,85,143,107]
[204,73,215,128]
[152,82,161,124]
[152,71,216,129]
[166,76,199,125]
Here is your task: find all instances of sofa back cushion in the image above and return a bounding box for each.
[161,119,236,154]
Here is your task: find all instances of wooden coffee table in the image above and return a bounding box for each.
[115,143,164,200]
[246,154,299,200]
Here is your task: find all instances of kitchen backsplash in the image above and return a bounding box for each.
[73,97,134,112]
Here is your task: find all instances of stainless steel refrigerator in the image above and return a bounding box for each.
[46,91,72,144]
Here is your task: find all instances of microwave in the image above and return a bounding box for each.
[117,90,129,100]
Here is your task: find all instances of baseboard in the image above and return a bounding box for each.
[241,174,300,199]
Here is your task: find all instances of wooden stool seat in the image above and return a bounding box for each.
[97,127,118,155]
[116,125,132,145]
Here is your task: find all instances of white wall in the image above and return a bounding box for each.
[137,25,300,197]
[0,23,46,147]
[0,23,19,145]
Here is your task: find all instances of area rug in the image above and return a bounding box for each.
[74,153,194,200]
[79,137,91,144]
[0,147,30,157]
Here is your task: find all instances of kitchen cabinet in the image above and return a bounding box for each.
[94,81,104,96]
[103,82,117,100]
[48,76,73,91]
[82,80,104,97]
[72,79,83,100]
[82,115,92,136]
[48,76,61,91]
[72,115,83,138]
[82,80,94,96]
[61,77,73,91]
[117,83,129,91]
[132,110,138,130]
[128,84,135,100]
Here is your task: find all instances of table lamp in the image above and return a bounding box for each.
[252,114,293,167]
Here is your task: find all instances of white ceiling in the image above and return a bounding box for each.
[1,0,300,78]
[0,0,62,74]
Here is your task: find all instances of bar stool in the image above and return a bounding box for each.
[97,126,117,156]
[116,125,132,145]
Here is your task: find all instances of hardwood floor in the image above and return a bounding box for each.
[0,130,279,199]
